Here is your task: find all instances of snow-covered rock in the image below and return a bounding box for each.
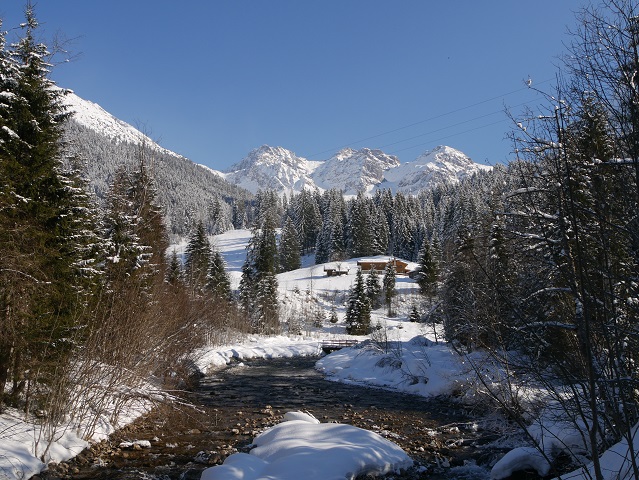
[380,145,492,193]
[223,143,490,196]
[225,145,320,195]
[311,147,400,195]
[201,410,413,480]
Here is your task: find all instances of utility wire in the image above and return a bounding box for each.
[375,98,536,151]
[307,78,552,159]
[389,119,509,155]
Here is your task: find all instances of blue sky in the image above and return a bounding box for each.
[1,1,587,170]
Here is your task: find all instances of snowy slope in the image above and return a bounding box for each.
[60,90,251,238]
[224,145,320,195]
[311,147,400,195]
[63,91,162,150]
[379,145,492,193]
[62,90,228,178]
[223,144,490,196]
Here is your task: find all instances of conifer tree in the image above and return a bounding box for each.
[241,202,280,333]
[0,5,97,405]
[414,237,438,297]
[365,267,382,309]
[383,261,396,317]
[279,216,302,272]
[409,305,421,323]
[166,249,182,286]
[184,220,211,291]
[207,247,232,301]
[345,268,371,335]
[348,193,373,258]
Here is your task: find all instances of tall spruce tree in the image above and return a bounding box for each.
[207,247,232,301]
[414,237,438,296]
[383,261,396,317]
[279,216,301,272]
[345,268,371,335]
[0,5,95,406]
[365,267,382,309]
[184,220,211,291]
[240,195,280,333]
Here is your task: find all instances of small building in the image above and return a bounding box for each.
[324,263,349,277]
[357,257,410,275]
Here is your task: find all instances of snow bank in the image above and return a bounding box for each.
[316,336,467,397]
[193,335,322,373]
[492,420,639,480]
[0,389,153,480]
[201,410,413,480]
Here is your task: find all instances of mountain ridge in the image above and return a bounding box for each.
[225,143,492,196]
[61,90,492,227]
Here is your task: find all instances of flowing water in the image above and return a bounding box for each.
[34,356,510,479]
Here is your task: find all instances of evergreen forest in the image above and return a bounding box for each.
[1,2,639,478]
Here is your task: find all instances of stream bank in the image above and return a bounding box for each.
[34,357,506,479]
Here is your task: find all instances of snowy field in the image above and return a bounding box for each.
[2,229,637,480]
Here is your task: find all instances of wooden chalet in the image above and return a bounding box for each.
[356,257,410,275]
[324,263,349,277]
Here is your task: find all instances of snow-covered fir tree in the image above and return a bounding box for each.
[207,246,232,301]
[345,267,371,335]
[365,267,382,309]
[0,7,101,406]
[184,221,212,291]
[279,216,301,272]
[383,261,396,317]
[241,191,280,333]
[414,236,438,296]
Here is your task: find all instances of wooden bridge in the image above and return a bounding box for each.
[320,339,359,354]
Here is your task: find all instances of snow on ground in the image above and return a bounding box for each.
[193,335,322,374]
[0,386,154,480]
[3,229,634,480]
[201,411,413,480]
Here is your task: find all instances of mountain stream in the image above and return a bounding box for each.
[34,356,512,480]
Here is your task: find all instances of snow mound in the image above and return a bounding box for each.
[491,447,551,479]
[201,411,413,480]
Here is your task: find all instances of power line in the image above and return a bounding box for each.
[306,78,552,159]
[375,98,535,151]
[389,118,509,155]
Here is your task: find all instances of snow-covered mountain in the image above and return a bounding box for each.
[224,145,321,196]
[223,144,490,195]
[379,145,492,194]
[63,89,490,219]
[60,91,252,238]
[311,148,400,195]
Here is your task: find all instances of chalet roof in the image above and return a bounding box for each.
[323,263,349,271]
[356,256,408,265]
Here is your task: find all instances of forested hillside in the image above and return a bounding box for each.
[62,98,253,238]
[1,1,639,479]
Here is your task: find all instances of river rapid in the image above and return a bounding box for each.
[34,356,509,480]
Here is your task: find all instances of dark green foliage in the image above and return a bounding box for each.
[166,249,182,286]
[345,268,371,335]
[414,237,438,296]
[279,216,301,272]
[184,221,211,291]
[383,261,396,317]
[348,192,375,258]
[365,267,382,309]
[240,191,280,333]
[207,247,232,301]
[290,190,321,255]
[315,189,346,264]
[0,5,99,406]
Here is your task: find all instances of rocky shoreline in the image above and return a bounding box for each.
[34,357,507,480]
